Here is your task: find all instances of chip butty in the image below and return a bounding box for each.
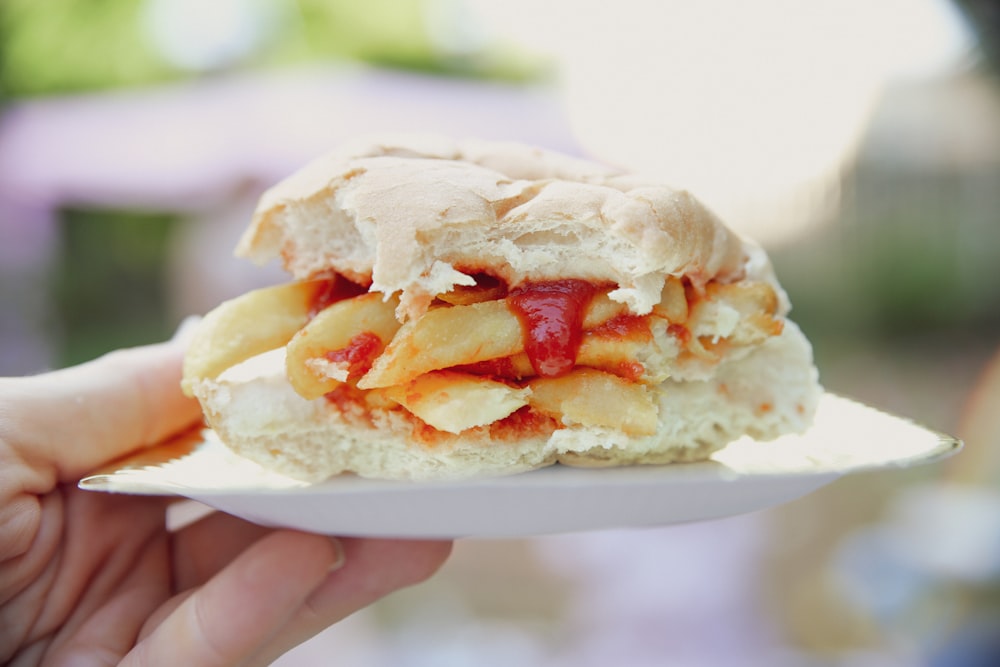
[182,135,822,481]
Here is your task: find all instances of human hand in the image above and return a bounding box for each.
[0,333,452,665]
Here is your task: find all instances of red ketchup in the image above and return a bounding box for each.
[325,331,382,380]
[308,278,367,318]
[590,314,649,339]
[668,323,692,346]
[506,279,597,377]
[454,357,521,380]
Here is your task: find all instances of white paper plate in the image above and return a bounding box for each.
[80,394,959,538]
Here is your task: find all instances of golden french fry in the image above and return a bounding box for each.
[181,279,330,395]
[705,281,779,316]
[581,291,630,328]
[358,299,523,389]
[383,371,530,433]
[652,276,688,323]
[688,280,781,349]
[729,312,784,346]
[577,335,651,382]
[526,368,658,436]
[687,333,722,362]
[286,292,401,400]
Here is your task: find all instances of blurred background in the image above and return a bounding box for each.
[1,0,999,664]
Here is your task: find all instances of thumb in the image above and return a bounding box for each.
[0,322,203,481]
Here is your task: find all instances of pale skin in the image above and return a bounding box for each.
[0,334,453,665]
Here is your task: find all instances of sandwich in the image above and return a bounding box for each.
[181,135,822,481]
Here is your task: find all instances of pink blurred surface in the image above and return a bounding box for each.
[0,65,579,212]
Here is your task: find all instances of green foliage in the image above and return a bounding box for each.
[773,163,1000,349]
[52,208,179,366]
[0,0,179,96]
[292,0,433,65]
[0,0,542,98]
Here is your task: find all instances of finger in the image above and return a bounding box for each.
[250,537,453,666]
[0,334,202,481]
[41,525,170,664]
[306,538,453,613]
[122,531,342,667]
[170,512,277,590]
[135,588,193,645]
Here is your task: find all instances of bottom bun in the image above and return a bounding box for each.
[191,322,821,482]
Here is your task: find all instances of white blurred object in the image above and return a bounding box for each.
[141,0,289,71]
[830,483,1000,660]
[469,0,975,243]
[426,0,496,57]
[534,516,788,667]
[843,484,1000,585]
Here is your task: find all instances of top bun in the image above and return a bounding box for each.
[237,135,766,320]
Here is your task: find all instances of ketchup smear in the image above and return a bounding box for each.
[308,278,367,318]
[454,357,521,380]
[506,279,596,378]
[325,331,382,380]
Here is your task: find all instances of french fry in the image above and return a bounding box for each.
[688,281,781,348]
[576,335,650,382]
[286,292,401,400]
[358,299,523,389]
[725,313,783,346]
[383,371,530,433]
[705,281,779,316]
[687,333,722,362]
[581,291,630,328]
[651,275,688,323]
[526,368,658,436]
[181,279,330,395]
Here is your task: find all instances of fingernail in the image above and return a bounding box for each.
[171,315,202,345]
[328,537,346,572]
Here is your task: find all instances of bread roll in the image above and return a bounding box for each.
[184,135,822,481]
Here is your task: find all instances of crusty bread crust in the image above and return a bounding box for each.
[237,135,758,321]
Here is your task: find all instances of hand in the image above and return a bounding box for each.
[0,334,452,665]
